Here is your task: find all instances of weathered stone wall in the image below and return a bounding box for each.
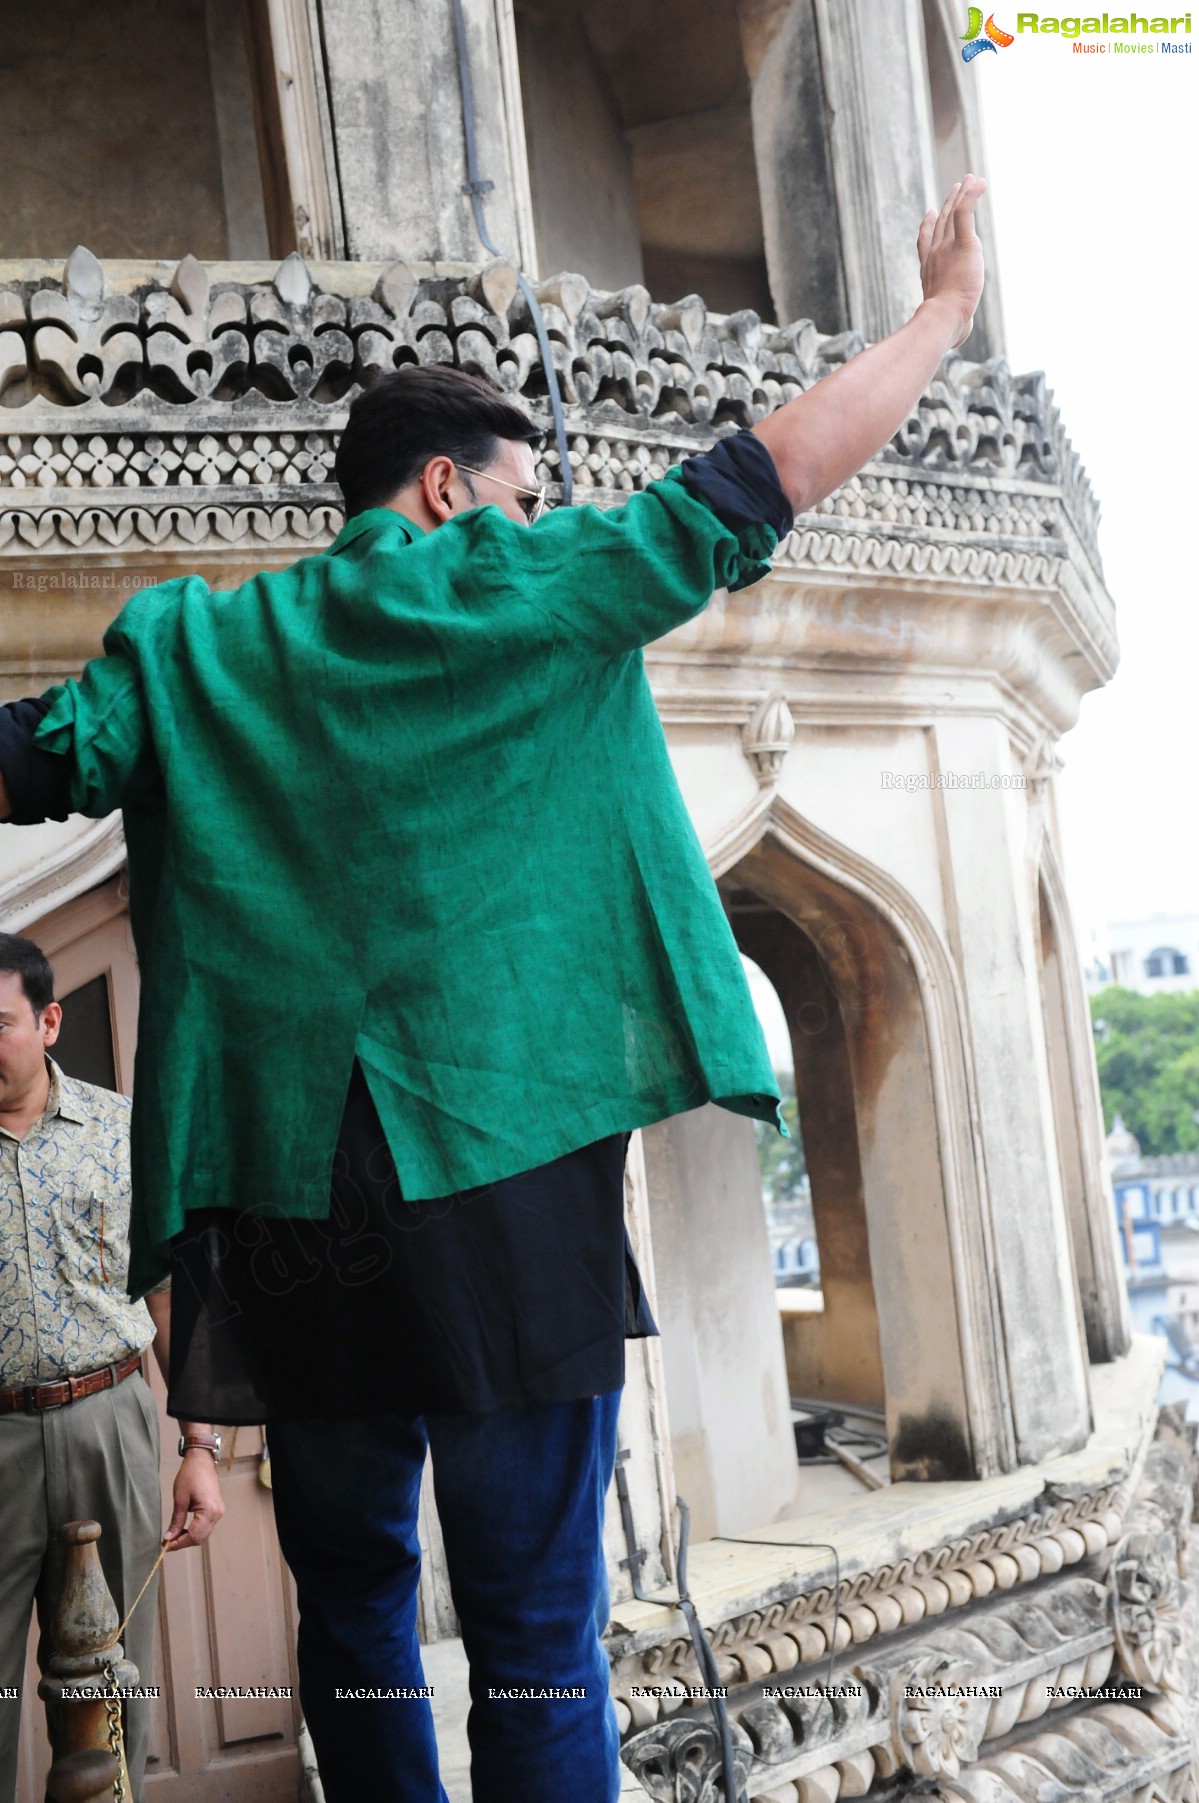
[0,0,263,262]
[514,10,644,291]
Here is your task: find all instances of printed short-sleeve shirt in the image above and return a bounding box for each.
[0,1058,159,1386]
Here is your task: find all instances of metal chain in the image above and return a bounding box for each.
[102,1662,127,1803]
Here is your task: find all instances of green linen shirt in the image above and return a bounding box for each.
[34,469,785,1294]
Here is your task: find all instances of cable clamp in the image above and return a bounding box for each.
[461,179,495,197]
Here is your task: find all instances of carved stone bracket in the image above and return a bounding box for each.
[1109,1530,1185,1696]
[624,1717,752,1803]
[742,692,795,787]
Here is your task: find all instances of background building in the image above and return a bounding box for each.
[1088,912,1199,995]
[2,2,1195,1799]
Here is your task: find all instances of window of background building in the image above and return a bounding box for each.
[1144,947,1189,978]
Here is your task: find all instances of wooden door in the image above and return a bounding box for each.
[17,877,303,1802]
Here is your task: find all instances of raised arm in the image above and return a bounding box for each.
[753,174,987,515]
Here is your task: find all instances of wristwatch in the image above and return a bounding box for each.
[178,1431,222,1464]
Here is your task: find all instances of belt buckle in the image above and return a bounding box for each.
[24,1382,66,1413]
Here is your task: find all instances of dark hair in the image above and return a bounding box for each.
[334,365,543,518]
[0,932,55,1017]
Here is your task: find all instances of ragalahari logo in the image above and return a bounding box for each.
[961,8,1016,55]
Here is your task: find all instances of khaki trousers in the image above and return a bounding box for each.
[0,1372,162,1803]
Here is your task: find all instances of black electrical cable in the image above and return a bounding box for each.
[448,0,573,506]
[677,1496,747,1803]
[614,1464,850,1801]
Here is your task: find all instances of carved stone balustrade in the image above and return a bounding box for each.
[0,245,1100,586]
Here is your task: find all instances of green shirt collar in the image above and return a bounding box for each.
[330,508,426,554]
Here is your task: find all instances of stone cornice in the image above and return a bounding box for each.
[606,1339,1163,1684]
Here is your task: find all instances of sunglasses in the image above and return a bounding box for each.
[454,463,549,524]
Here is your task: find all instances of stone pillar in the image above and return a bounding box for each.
[1038,840,1132,1364]
[746,0,1005,355]
[316,0,531,265]
[932,715,1092,1463]
[641,1106,799,1542]
[747,0,937,338]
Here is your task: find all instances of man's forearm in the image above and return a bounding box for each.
[753,175,987,517]
[752,294,962,517]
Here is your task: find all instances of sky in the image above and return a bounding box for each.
[971,22,1198,949]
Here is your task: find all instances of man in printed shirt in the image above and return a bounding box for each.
[0,180,986,1802]
[0,934,224,1803]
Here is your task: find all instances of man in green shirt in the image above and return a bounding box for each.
[0,177,985,1802]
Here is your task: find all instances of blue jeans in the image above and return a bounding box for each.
[267,1391,623,1803]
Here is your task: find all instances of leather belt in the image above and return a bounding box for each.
[0,1350,143,1416]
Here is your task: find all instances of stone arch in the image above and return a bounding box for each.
[707,790,1017,1480]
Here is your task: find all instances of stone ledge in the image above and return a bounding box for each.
[607,1336,1164,1657]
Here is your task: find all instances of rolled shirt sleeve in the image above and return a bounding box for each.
[678,428,795,544]
[33,642,156,819]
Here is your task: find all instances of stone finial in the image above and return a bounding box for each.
[657,295,707,351]
[61,246,107,322]
[534,273,589,324]
[742,692,795,786]
[374,260,418,320]
[1106,1113,1141,1164]
[272,250,314,312]
[170,252,211,321]
[470,259,519,320]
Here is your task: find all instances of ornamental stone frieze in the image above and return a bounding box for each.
[0,246,1101,585]
[615,1440,1197,1802]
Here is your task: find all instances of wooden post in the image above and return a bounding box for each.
[38,1521,137,1803]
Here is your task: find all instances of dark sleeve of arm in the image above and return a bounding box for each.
[678,429,795,543]
[0,698,74,824]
